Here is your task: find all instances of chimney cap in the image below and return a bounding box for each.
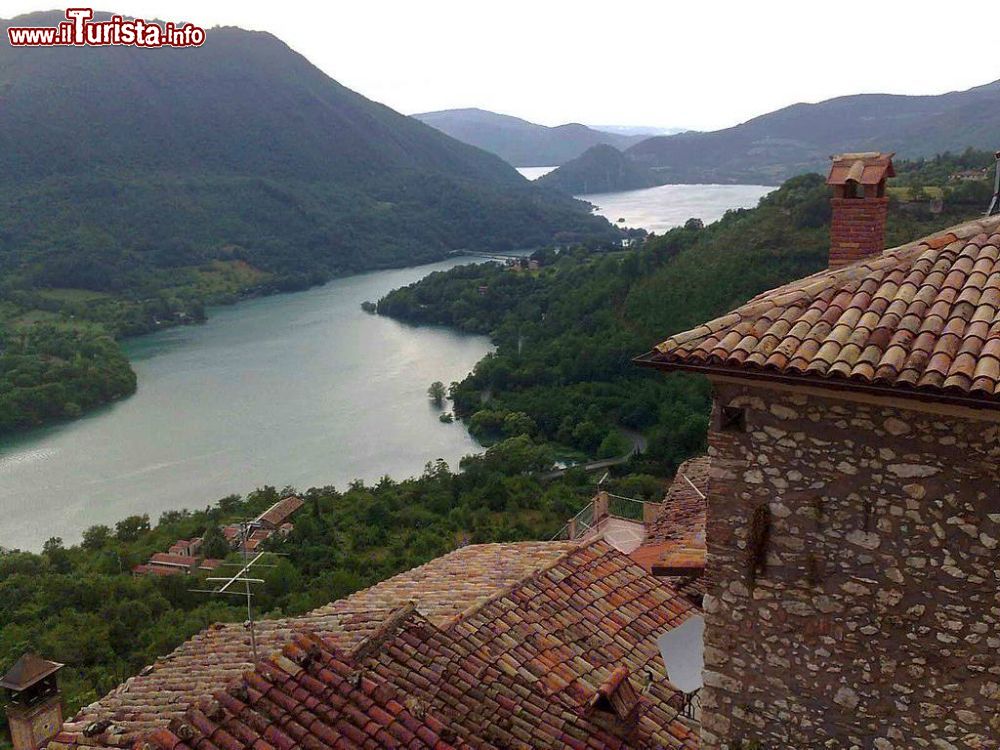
[827,152,895,186]
[0,654,64,692]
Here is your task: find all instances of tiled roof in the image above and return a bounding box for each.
[53,631,474,750]
[637,216,1000,407]
[645,456,709,547]
[149,553,198,568]
[54,540,700,749]
[58,542,578,746]
[441,540,701,748]
[256,496,305,527]
[632,456,708,599]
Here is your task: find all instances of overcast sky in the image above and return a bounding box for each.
[4,1,996,131]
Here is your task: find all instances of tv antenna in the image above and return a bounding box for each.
[190,520,274,662]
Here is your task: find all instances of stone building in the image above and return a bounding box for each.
[638,154,1000,748]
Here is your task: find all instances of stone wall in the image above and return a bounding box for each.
[699,381,1000,749]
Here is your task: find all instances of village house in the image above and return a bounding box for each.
[253,495,304,531]
[638,152,1000,748]
[167,538,202,558]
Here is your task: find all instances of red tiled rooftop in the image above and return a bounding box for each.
[637,216,1000,408]
[58,541,580,745]
[54,540,700,749]
[256,495,305,527]
[632,455,708,575]
[148,553,197,568]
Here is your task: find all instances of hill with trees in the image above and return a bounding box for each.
[0,11,618,433]
[536,143,659,194]
[379,152,994,467]
[542,79,1000,191]
[412,108,651,167]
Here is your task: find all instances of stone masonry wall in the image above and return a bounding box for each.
[699,382,1000,750]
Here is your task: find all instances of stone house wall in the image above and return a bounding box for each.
[699,380,1000,750]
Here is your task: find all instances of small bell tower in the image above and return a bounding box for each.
[2,654,64,750]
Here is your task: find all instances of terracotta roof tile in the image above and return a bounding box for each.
[639,216,1000,406]
[254,496,304,528]
[54,541,701,750]
[59,542,579,745]
[630,456,709,604]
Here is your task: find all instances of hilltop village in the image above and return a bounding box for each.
[2,152,998,749]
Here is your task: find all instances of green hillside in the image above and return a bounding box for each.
[379,154,992,469]
[543,79,1000,191]
[0,11,618,433]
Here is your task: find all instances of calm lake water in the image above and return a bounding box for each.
[0,259,490,551]
[579,183,773,234]
[516,167,772,233]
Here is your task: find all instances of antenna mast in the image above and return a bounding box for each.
[988,151,1000,216]
[191,520,269,662]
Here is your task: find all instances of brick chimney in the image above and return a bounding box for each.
[826,152,894,268]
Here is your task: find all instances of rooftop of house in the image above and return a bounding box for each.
[637,215,1000,409]
[148,553,198,568]
[631,456,709,598]
[255,495,305,527]
[51,540,699,750]
[56,541,578,744]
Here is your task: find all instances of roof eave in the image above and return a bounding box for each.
[633,352,1000,413]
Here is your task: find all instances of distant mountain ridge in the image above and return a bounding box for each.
[541,79,1000,192]
[0,11,616,294]
[412,108,652,167]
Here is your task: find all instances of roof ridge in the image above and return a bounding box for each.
[304,540,577,617]
[347,602,421,663]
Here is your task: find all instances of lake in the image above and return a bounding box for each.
[1,182,775,551]
[0,259,490,551]
[517,167,772,234]
[577,183,774,234]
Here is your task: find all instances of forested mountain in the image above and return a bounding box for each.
[0,12,615,290]
[413,108,649,167]
[542,79,1000,191]
[0,11,617,433]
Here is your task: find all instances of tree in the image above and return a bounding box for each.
[115,514,150,542]
[427,381,446,407]
[42,537,72,574]
[201,523,230,559]
[81,525,111,551]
